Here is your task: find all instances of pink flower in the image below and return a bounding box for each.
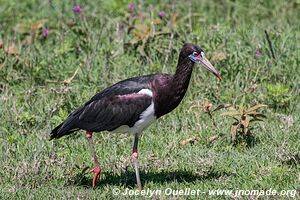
[128,3,134,12]
[42,28,49,37]
[159,11,165,18]
[73,5,81,12]
[255,48,261,57]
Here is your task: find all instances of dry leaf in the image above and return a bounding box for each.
[212,104,231,112]
[134,24,150,40]
[0,62,5,70]
[231,122,238,144]
[153,18,162,25]
[240,115,250,128]
[170,14,177,27]
[211,51,227,63]
[246,104,267,113]
[239,106,244,114]
[189,103,200,111]
[23,35,33,46]
[240,115,250,134]
[208,135,219,142]
[249,83,258,93]
[31,20,44,31]
[4,43,19,55]
[220,110,241,117]
[66,20,76,27]
[201,98,213,113]
[14,23,29,34]
[180,136,199,145]
[222,103,267,145]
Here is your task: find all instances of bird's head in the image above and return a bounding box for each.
[180,43,222,80]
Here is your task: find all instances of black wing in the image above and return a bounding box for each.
[50,75,154,140]
[77,93,152,131]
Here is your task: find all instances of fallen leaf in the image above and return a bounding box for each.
[4,43,19,55]
[208,135,219,142]
[170,14,177,27]
[240,115,250,134]
[201,98,213,113]
[211,51,227,63]
[153,18,162,25]
[189,103,200,111]
[249,83,258,93]
[220,110,241,117]
[246,104,267,113]
[22,35,33,46]
[180,136,199,145]
[231,122,239,144]
[212,104,231,112]
[241,115,250,128]
[14,23,29,34]
[31,20,44,31]
[0,62,5,70]
[66,20,76,27]
[134,24,150,40]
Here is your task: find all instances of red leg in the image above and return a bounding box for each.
[86,131,101,188]
[132,133,142,190]
[90,165,101,188]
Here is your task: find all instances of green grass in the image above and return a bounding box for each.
[0,0,299,199]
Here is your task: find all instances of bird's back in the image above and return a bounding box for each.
[50,74,160,140]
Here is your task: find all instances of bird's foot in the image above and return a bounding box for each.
[132,149,142,190]
[132,152,138,159]
[90,165,101,188]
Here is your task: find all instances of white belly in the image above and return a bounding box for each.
[111,89,156,134]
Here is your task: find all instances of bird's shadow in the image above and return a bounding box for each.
[71,169,234,189]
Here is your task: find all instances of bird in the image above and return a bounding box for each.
[50,43,222,190]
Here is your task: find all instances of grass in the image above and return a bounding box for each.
[0,0,299,199]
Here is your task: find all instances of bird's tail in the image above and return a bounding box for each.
[50,123,63,140]
[49,121,79,140]
[50,106,85,140]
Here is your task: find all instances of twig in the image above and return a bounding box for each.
[264,30,276,60]
[86,21,106,71]
[207,111,218,130]
[63,68,80,85]
[163,0,176,70]
[163,32,174,69]
[150,5,155,35]
[104,50,111,82]
[188,0,192,35]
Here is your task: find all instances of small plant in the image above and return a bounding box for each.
[190,98,231,142]
[265,83,291,110]
[221,104,267,145]
[200,98,230,129]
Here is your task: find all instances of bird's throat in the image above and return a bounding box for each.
[172,60,194,103]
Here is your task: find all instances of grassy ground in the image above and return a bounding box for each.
[0,0,299,199]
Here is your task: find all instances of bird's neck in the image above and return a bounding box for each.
[154,58,194,118]
[171,58,194,98]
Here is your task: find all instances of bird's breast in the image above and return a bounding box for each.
[111,88,156,134]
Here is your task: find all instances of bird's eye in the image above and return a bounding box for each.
[192,52,198,56]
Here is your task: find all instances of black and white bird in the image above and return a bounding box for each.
[50,43,222,189]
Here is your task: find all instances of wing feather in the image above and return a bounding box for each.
[50,74,155,139]
[77,93,152,132]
